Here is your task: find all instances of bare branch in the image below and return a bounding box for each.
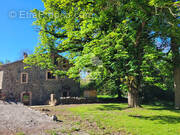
[168,7,177,18]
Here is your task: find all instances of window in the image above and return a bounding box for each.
[46,71,57,80]
[21,73,28,84]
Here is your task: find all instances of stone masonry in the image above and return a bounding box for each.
[0,60,80,105]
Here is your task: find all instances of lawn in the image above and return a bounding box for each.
[97,95,118,98]
[34,103,180,135]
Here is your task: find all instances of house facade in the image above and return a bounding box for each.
[0,60,80,105]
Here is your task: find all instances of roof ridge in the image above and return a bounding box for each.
[0,60,23,67]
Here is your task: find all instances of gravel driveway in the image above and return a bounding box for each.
[0,101,60,135]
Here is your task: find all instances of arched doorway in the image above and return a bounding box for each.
[21,91,32,105]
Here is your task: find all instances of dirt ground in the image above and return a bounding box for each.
[0,100,115,135]
[0,100,61,135]
[0,101,92,135]
[31,104,116,135]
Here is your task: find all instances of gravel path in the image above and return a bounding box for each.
[0,101,60,135]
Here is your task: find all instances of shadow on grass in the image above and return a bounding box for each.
[96,104,129,111]
[129,115,180,124]
[143,101,180,113]
[146,106,180,113]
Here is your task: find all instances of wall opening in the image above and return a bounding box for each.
[21,91,32,105]
[21,73,28,84]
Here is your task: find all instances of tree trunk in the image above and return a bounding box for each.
[174,67,180,109]
[128,21,145,108]
[117,90,122,99]
[128,88,140,108]
[115,79,122,99]
[171,37,180,109]
[127,77,141,108]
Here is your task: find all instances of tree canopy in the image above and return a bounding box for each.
[25,0,180,107]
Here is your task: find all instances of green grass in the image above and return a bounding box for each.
[16,132,25,135]
[68,103,180,135]
[46,130,58,135]
[97,95,118,98]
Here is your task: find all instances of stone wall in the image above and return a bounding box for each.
[0,60,80,105]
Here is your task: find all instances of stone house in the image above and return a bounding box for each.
[0,56,80,105]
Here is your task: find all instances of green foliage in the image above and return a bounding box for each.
[16,132,25,135]
[97,94,118,99]
[46,130,58,135]
[24,0,179,106]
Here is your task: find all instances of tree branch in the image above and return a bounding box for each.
[135,21,146,47]
[42,29,67,38]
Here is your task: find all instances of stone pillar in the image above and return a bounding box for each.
[51,94,55,101]
[49,94,57,106]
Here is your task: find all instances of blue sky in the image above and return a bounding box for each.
[0,0,44,62]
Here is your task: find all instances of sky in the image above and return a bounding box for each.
[0,0,44,62]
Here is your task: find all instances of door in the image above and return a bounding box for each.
[21,91,32,105]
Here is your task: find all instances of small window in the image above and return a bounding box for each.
[21,73,28,84]
[46,71,57,80]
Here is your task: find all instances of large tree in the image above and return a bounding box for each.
[148,0,180,108]
[25,0,173,107]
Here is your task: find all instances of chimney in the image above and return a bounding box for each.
[23,52,28,59]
